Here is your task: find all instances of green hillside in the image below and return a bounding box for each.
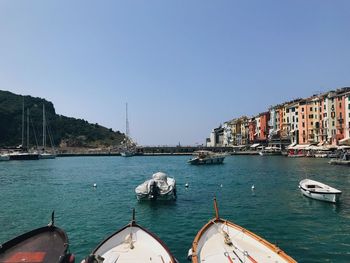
[0,90,125,148]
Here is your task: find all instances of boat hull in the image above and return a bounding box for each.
[39,153,56,159]
[9,153,39,160]
[190,218,296,263]
[0,155,10,161]
[121,151,134,157]
[136,190,176,201]
[299,179,342,203]
[188,156,225,165]
[329,159,350,165]
[84,223,177,263]
[300,187,341,203]
[0,226,73,263]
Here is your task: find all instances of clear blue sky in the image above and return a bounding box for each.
[1,1,350,146]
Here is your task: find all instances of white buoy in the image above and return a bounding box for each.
[185,183,189,188]
[251,184,255,190]
[220,184,223,188]
[93,183,97,188]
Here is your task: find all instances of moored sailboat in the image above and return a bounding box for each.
[120,103,136,157]
[39,104,56,159]
[82,209,178,263]
[188,198,296,263]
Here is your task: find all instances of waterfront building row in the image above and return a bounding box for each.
[206,87,350,148]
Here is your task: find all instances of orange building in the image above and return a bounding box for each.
[248,118,256,143]
[335,94,346,143]
[257,112,270,141]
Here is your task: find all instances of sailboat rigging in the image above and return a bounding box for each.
[120,103,136,157]
[39,104,56,159]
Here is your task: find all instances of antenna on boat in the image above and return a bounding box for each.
[48,211,55,227]
[214,197,219,219]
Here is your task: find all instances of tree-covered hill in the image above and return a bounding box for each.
[0,90,125,148]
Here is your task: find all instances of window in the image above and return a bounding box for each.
[315,108,317,112]
[302,115,305,119]
[339,103,342,108]
[292,108,295,112]
[303,138,305,143]
[286,109,290,113]
[309,114,314,118]
[292,116,295,122]
[302,107,304,112]
[324,113,327,117]
[310,107,313,111]
[302,122,305,127]
[311,122,313,125]
[287,117,289,123]
[332,121,335,126]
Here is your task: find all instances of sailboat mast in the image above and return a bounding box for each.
[27,108,29,149]
[43,104,46,151]
[21,98,24,147]
[126,103,130,137]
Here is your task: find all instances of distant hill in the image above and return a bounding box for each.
[0,90,125,149]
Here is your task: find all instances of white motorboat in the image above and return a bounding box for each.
[329,152,350,166]
[82,210,178,263]
[299,179,342,203]
[259,146,282,156]
[39,152,56,159]
[188,150,225,165]
[188,198,296,263]
[135,172,176,201]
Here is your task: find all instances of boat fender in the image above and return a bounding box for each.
[84,254,104,263]
[60,253,75,263]
[187,248,193,261]
[68,254,75,263]
[306,190,310,194]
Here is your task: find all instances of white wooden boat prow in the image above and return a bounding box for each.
[83,209,178,263]
[189,198,296,263]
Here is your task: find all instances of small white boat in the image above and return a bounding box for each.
[39,152,56,159]
[259,147,282,156]
[188,198,296,263]
[82,210,178,263]
[329,152,350,166]
[299,179,342,203]
[188,150,225,165]
[135,172,176,200]
[120,150,135,157]
[0,154,10,161]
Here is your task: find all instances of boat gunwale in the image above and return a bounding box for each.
[90,222,177,263]
[191,217,297,263]
[0,225,69,256]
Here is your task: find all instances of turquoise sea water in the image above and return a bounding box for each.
[0,156,349,262]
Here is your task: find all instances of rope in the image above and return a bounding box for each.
[211,220,258,263]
